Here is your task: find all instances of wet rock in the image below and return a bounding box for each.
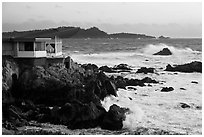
[99,66,116,73]
[2,56,19,104]
[136,67,155,74]
[161,87,174,92]
[51,101,106,129]
[81,63,99,73]
[141,77,159,84]
[196,106,202,110]
[113,64,132,72]
[100,104,127,130]
[191,81,198,84]
[179,103,190,108]
[165,61,202,73]
[153,48,172,55]
[2,105,28,128]
[126,86,137,90]
[112,76,159,89]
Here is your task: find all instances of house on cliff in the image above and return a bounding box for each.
[2,28,79,67]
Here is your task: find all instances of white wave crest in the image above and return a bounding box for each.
[101,89,144,130]
[141,43,200,55]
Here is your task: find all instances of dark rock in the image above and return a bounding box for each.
[153,48,172,55]
[126,86,137,90]
[191,81,198,84]
[2,56,19,104]
[136,67,155,74]
[165,61,202,73]
[161,87,174,92]
[81,63,99,73]
[99,66,116,73]
[196,106,202,110]
[112,76,127,89]
[141,77,159,84]
[100,104,127,130]
[2,105,28,128]
[113,64,132,72]
[179,103,190,108]
[112,76,159,89]
[126,79,145,87]
[180,88,186,90]
[128,97,132,100]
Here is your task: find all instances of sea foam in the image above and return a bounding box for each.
[141,43,199,55]
[101,89,144,130]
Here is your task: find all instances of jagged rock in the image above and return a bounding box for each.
[136,67,155,74]
[100,104,127,130]
[165,61,202,73]
[191,81,198,84]
[81,63,99,73]
[113,64,132,72]
[153,48,172,55]
[179,103,190,108]
[50,101,106,129]
[141,77,159,84]
[2,56,19,104]
[99,66,116,73]
[161,87,174,92]
[111,76,159,89]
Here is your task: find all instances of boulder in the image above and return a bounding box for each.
[51,101,106,129]
[111,76,159,89]
[141,77,159,84]
[191,81,198,84]
[165,61,202,73]
[100,104,127,130]
[179,103,190,108]
[153,48,172,55]
[99,66,116,73]
[136,67,155,74]
[161,87,174,92]
[113,64,132,72]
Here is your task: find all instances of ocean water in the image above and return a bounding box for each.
[62,38,202,134]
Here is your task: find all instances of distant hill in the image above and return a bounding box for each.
[2,26,157,39]
[109,33,156,39]
[158,35,170,39]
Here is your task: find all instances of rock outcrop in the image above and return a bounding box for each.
[100,104,128,130]
[153,48,172,55]
[2,56,125,131]
[165,61,202,73]
[161,87,174,92]
[136,67,155,74]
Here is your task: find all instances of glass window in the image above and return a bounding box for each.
[24,42,34,51]
[19,42,25,51]
[35,42,45,51]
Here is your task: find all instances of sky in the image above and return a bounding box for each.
[2,2,202,38]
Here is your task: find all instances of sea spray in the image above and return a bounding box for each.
[101,89,144,130]
[141,43,199,55]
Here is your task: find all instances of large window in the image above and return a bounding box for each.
[19,42,34,51]
[24,42,34,51]
[35,42,45,51]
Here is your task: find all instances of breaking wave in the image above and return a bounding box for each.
[141,43,201,55]
[101,89,144,130]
